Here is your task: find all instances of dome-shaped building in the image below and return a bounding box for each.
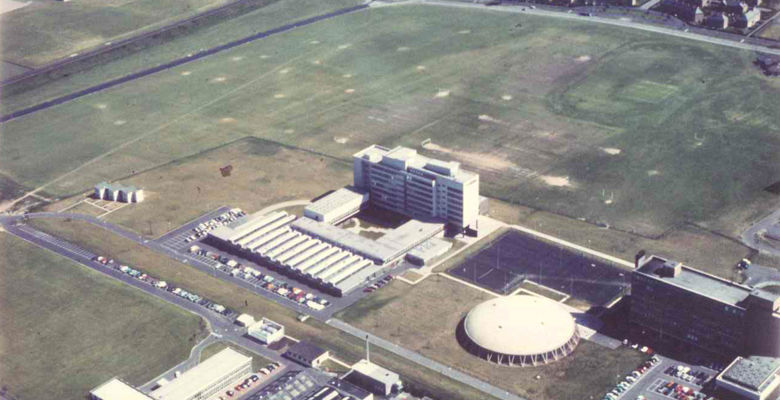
[461,295,580,366]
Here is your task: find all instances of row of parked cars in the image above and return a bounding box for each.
[186,208,246,243]
[93,255,233,317]
[190,247,331,311]
[221,362,282,399]
[664,365,712,386]
[655,380,719,400]
[603,355,660,400]
[363,274,395,293]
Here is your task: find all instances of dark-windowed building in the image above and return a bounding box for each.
[631,253,780,359]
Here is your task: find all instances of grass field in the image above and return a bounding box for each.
[0,0,237,66]
[199,341,271,371]
[3,3,780,239]
[336,275,646,400]
[0,232,207,400]
[43,138,353,236]
[483,198,760,278]
[0,0,363,113]
[27,218,503,400]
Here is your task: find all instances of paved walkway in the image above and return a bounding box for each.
[326,318,527,400]
[256,199,311,216]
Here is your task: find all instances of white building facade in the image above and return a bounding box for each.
[353,145,479,230]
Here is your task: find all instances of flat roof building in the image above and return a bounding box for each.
[715,356,780,400]
[631,253,780,358]
[406,237,452,266]
[284,341,329,368]
[247,317,285,344]
[353,145,479,231]
[149,348,251,400]
[235,313,255,327]
[344,360,403,396]
[305,187,369,224]
[90,378,153,400]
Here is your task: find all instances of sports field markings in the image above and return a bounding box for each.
[619,80,679,104]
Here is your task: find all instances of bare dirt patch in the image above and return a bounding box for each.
[539,175,575,188]
[423,142,516,172]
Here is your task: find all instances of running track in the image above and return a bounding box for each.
[0,3,368,123]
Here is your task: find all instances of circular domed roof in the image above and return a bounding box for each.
[464,295,577,356]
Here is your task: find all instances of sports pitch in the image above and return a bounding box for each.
[449,230,630,305]
[2,2,780,239]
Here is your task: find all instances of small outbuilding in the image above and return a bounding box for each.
[343,359,403,396]
[235,313,255,327]
[283,341,329,368]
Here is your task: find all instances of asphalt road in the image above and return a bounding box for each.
[741,208,780,256]
[408,0,780,56]
[0,3,370,123]
[0,211,528,400]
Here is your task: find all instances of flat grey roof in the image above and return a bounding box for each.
[376,219,445,254]
[306,187,368,216]
[285,341,327,361]
[291,217,444,264]
[292,217,396,262]
[150,348,251,400]
[354,145,477,184]
[722,356,780,392]
[637,256,752,306]
[350,359,400,386]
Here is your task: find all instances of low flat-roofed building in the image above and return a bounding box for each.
[305,187,369,224]
[715,356,780,400]
[343,359,403,396]
[247,317,285,344]
[327,378,374,400]
[90,378,153,400]
[235,313,255,327]
[406,237,452,265]
[149,348,251,400]
[284,341,329,368]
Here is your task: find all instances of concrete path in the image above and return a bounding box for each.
[326,318,527,400]
[741,208,780,256]
[256,199,311,216]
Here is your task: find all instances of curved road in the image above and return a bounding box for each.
[402,0,780,56]
[0,211,529,400]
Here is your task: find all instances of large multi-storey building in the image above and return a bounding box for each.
[630,253,780,359]
[353,145,479,231]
